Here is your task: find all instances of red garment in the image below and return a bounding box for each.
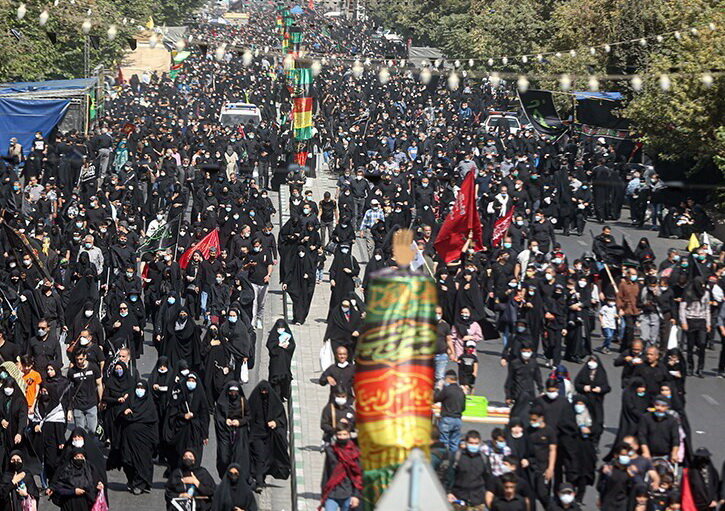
[319,442,362,508]
[434,172,483,263]
[681,468,697,511]
[178,228,221,269]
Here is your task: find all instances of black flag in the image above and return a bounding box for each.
[518,90,567,137]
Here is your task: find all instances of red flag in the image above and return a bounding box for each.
[492,208,515,246]
[434,172,483,263]
[680,468,697,511]
[178,229,220,269]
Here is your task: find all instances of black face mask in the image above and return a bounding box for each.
[182,458,194,469]
[10,461,22,471]
[228,474,239,484]
[72,458,85,468]
[228,392,239,400]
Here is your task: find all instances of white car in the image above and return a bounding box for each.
[484,113,521,135]
[219,102,262,127]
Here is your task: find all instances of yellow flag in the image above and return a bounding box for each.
[687,233,700,252]
[146,16,154,29]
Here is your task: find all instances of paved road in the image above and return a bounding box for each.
[454,221,725,508]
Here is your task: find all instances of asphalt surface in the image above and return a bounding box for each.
[454,220,725,508]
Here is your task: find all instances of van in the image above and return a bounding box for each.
[219,102,262,127]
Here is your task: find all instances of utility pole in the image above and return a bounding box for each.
[84,35,90,78]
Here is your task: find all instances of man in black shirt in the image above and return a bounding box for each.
[489,473,528,511]
[247,237,274,329]
[435,370,466,453]
[638,395,680,462]
[67,350,103,434]
[319,346,355,399]
[505,343,543,422]
[319,191,337,246]
[526,406,557,506]
[447,430,489,510]
[350,169,369,229]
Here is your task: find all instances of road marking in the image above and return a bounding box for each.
[702,394,719,406]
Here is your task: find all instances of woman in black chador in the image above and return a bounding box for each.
[214,381,251,481]
[248,380,291,491]
[266,319,296,402]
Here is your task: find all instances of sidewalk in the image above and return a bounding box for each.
[280,169,359,511]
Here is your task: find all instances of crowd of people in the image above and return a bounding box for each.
[0,3,722,511]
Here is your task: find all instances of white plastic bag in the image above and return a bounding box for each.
[240,360,249,384]
[667,325,680,350]
[319,339,334,371]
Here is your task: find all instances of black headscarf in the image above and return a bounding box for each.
[211,463,258,511]
[124,380,158,424]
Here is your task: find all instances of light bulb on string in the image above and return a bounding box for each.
[604,44,611,53]
[487,58,493,67]
[242,50,253,66]
[502,57,508,65]
[468,59,474,67]
[489,72,501,87]
[107,24,117,40]
[17,3,26,20]
[352,60,363,79]
[86,8,92,16]
[53,0,58,6]
[420,67,432,84]
[631,75,643,92]
[559,74,571,91]
[589,47,596,55]
[454,60,460,68]
[283,54,295,70]
[122,18,127,25]
[149,33,158,48]
[400,59,406,66]
[569,49,577,57]
[639,38,647,47]
[659,74,671,91]
[536,54,543,62]
[462,70,468,78]
[447,72,459,90]
[674,31,681,40]
[656,35,663,42]
[378,67,390,85]
[588,75,599,91]
[517,75,529,93]
[39,10,49,26]
[311,60,322,76]
[387,60,394,67]
[70,0,75,4]
[554,52,562,58]
[701,73,713,87]
[690,27,699,36]
[522,55,528,63]
[214,43,227,61]
[82,19,92,34]
[254,48,259,57]
[709,23,717,31]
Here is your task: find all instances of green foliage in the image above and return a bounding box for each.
[368,0,725,181]
[0,0,202,82]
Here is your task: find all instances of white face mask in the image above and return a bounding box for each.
[3,387,13,396]
[559,494,575,505]
[574,404,586,414]
[587,361,598,370]
[79,337,90,346]
[545,390,559,400]
[521,351,533,360]
[84,310,93,317]
[72,438,84,448]
[337,360,349,368]
[334,397,347,406]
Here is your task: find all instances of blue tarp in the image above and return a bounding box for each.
[0,99,70,156]
[572,91,623,101]
[0,78,96,96]
[290,5,303,14]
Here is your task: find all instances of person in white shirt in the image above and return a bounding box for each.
[78,234,104,276]
[598,297,618,354]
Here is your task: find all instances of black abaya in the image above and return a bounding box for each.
[214,381,251,480]
[211,463,258,511]
[266,320,296,402]
[248,380,290,486]
[119,381,159,491]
